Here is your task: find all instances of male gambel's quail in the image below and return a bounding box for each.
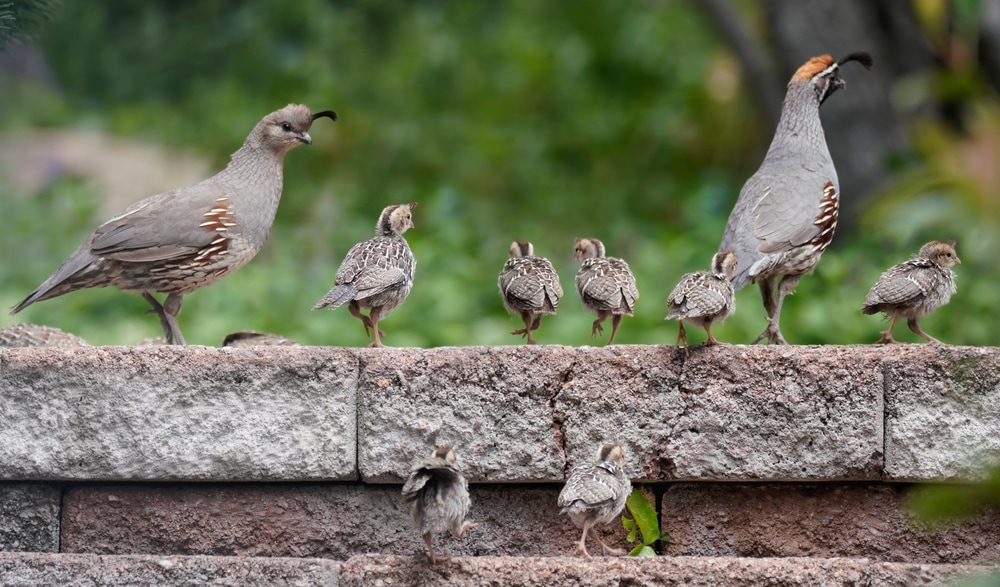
[861,240,960,344]
[10,104,336,345]
[313,203,416,347]
[498,240,563,345]
[666,251,737,356]
[558,443,631,557]
[401,446,477,565]
[719,52,872,345]
[573,238,639,345]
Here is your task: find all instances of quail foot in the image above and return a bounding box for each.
[719,52,872,344]
[861,240,960,344]
[498,240,563,344]
[10,104,336,344]
[573,238,639,345]
[666,251,737,356]
[558,443,631,557]
[313,203,416,347]
[401,446,477,564]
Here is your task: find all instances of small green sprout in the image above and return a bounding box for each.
[621,488,668,556]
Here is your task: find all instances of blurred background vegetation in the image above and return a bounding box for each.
[0,0,997,347]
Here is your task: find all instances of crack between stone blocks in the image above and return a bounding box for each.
[551,358,577,479]
[880,358,890,482]
[353,350,364,484]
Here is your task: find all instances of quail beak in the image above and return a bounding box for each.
[955,256,962,264]
[298,131,313,146]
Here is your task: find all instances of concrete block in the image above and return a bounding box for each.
[0,484,60,552]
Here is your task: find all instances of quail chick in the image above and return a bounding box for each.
[573,238,639,345]
[861,240,961,344]
[558,443,631,557]
[401,446,477,564]
[313,203,416,347]
[719,52,872,344]
[498,241,563,345]
[221,331,300,347]
[665,252,737,356]
[11,104,336,344]
[0,324,89,348]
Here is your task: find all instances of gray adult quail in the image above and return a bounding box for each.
[718,52,872,344]
[10,104,337,345]
[401,446,477,565]
[573,238,639,345]
[861,240,960,344]
[313,203,416,348]
[498,240,563,345]
[0,324,89,348]
[558,443,631,557]
[665,251,737,356]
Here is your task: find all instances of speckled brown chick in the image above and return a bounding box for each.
[313,203,416,348]
[401,446,477,564]
[573,238,639,345]
[498,240,563,344]
[0,324,89,348]
[666,251,737,356]
[221,331,300,347]
[558,443,631,557]
[10,104,336,345]
[861,240,960,344]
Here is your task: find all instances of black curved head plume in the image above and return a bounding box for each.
[311,110,338,122]
[837,52,873,70]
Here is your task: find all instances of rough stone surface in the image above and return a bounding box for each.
[0,552,340,586]
[883,345,1000,481]
[0,346,358,481]
[358,346,574,482]
[338,555,991,587]
[664,483,1000,564]
[0,484,60,552]
[60,483,643,559]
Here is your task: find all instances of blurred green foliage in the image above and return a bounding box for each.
[0,1,996,347]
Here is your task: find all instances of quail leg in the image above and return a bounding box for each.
[875,315,899,344]
[368,307,388,348]
[675,321,689,357]
[590,528,624,556]
[591,316,606,339]
[606,314,622,345]
[142,292,186,345]
[348,301,375,337]
[576,522,593,557]
[422,533,441,564]
[907,318,941,344]
[704,324,720,345]
[511,312,534,343]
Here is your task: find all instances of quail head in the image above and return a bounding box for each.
[573,238,639,345]
[498,241,563,345]
[558,443,631,557]
[401,445,477,565]
[666,251,737,356]
[10,104,337,345]
[313,203,416,348]
[861,240,960,344]
[718,52,872,345]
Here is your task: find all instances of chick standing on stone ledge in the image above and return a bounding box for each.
[861,240,960,344]
[401,446,477,564]
[498,240,563,344]
[558,443,631,557]
[573,237,639,345]
[665,251,737,356]
[313,203,417,347]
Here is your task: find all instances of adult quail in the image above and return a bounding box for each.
[573,237,639,345]
[666,251,737,356]
[313,203,416,348]
[10,104,337,345]
[558,443,631,557]
[498,240,563,345]
[0,324,89,348]
[861,240,960,344]
[401,445,477,565]
[718,52,872,344]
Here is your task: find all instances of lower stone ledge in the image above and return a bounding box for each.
[0,553,992,587]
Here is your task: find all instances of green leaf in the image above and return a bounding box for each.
[622,516,638,543]
[628,544,657,557]
[624,489,661,546]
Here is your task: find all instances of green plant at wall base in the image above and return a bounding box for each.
[622,489,667,557]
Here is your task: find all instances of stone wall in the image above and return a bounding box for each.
[1,344,998,585]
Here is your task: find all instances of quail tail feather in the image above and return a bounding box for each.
[313,284,358,310]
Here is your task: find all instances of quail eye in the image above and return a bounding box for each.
[281,122,292,132]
